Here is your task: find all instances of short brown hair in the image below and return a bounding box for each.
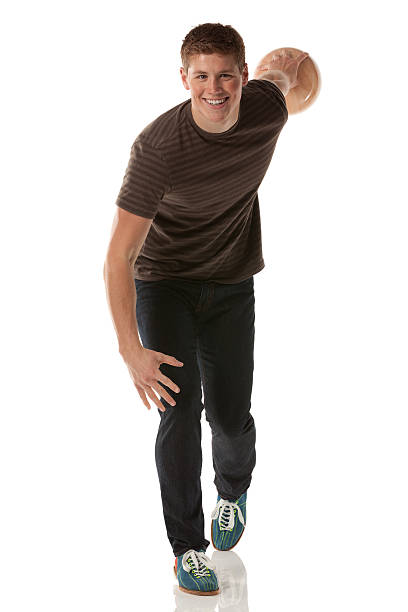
[180,23,246,75]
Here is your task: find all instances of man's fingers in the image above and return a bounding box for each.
[144,386,166,412]
[158,373,180,394]
[160,353,184,367]
[135,383,166,413]
[135,385,151,410]
[152,381,176,407]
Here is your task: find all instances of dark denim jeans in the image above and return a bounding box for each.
[134,275,256,557]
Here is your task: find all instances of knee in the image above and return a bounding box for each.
[160,390,203,421]
[207,411,255,438]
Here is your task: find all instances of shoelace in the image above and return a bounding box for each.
[210,498,246,531]
[181,549,215,578]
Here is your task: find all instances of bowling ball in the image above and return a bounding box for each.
[254,47,321,114]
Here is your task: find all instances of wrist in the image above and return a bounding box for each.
[119,339,143,360]
[253,69,290,96]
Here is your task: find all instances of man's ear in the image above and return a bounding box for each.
[242,63,249,86]
[180,67,190,91]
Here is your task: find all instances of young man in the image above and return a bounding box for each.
[103,23,306,596]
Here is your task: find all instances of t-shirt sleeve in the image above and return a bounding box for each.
[250,78,288,123]
[115,137,171,219]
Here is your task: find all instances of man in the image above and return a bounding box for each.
[103,23,307,596]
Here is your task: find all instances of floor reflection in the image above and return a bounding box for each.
[173,550,249,611]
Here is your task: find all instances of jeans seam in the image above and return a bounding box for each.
[195,286,204,312]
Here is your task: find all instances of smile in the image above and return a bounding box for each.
[203,97,229,108]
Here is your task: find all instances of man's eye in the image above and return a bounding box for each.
[197,74,231,79]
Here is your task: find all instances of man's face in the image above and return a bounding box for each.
[180,53,248,133]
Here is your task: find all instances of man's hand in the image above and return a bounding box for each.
[120,346,184,412]
[255,50,309,90]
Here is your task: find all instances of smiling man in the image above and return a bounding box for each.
[104,22,305,597]
[180,52,248,133]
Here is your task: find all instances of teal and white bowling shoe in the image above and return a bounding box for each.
[210,492,247,551]
[174,548,220,596]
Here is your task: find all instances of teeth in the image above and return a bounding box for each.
[206,98,227,105]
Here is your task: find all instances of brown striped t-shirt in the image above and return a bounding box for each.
[115,78,288,283]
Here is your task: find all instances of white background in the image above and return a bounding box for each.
[1,1,407,610]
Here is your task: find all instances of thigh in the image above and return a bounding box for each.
[196,277,255,427]
[135,279,203,411]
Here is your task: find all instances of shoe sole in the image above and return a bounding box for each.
[211,521,245,551]
[173,566,220,596]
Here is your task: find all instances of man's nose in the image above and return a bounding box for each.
[206,77,223,91]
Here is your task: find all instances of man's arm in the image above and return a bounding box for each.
[254,69,290,96]
[103,207,153,356]
[103,207,184,413]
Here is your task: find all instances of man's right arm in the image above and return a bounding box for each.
[103,207,152,357]
[103,207,184,412]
